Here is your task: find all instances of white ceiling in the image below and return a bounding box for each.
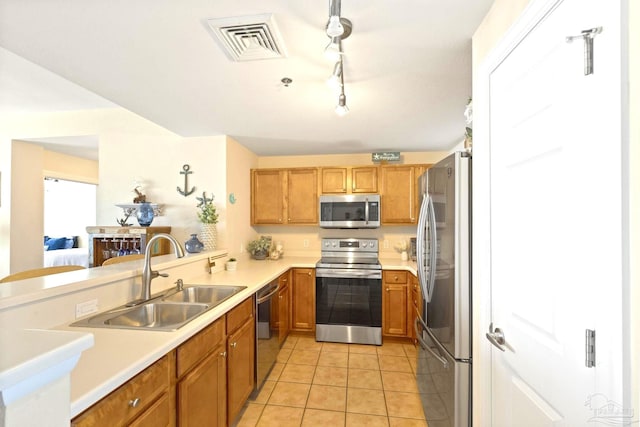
[0,0,492,157]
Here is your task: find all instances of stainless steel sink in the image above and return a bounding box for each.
[105,302,209,329]
[71,284,247,331]
[162,285,246,305]
[72,302,210,331]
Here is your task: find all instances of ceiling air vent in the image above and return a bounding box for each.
[206,14,287,61]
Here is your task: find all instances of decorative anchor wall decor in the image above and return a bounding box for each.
[177,164,196,197]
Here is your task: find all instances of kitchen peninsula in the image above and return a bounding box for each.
[0,250,417,426]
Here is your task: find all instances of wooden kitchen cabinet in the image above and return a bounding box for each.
[320,166,378,194]
[226,297,256,424]
[251,168,318,225]
[287,168,318,224]
[277,271,291,345]
[176,318,226,427]
[409,273,423,343]
[382,270,409,337]
[71,355,172,427]
[381,165,418,224]
[251,169,285,224]
[290,268,315,331]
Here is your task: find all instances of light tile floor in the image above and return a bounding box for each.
[234,333,428,427]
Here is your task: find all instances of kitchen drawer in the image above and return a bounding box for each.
[177,316,226,377]
[383,270,408,284]
[128,391,171,427]
[227,296,254,334]
[71,355,170,427]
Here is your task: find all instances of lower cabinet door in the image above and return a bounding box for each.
[227,318,256,424]
[177,345,227,427]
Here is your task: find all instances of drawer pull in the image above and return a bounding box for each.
[385,287,390,292]
[230,342,237,348]
[220,351,227,358]
[129,398,141,408]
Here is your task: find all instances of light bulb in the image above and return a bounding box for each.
[335,104,349,116]
[326,62,342,90]
[324,37,342,62]
[326,15,344,37]
[326,75,341,91]
[335,93,349,116]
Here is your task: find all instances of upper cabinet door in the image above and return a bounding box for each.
[351,167,378,193]
[320,168,348,194]
[287,168,318,224]
[251,169,285,224]
[381,165,417,224]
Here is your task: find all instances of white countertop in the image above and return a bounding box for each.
[0,329,93,406]
[44,254,416,417]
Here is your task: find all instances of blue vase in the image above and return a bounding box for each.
[185,234,204,253]
[136,203,154,227]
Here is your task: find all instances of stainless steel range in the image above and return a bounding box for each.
[315,237,382,345]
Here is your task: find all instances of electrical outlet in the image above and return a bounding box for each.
[383,239,389,249]
[75,299,98,319]
[303,239,309,248]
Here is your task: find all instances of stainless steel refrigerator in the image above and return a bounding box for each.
[415,151,471,427]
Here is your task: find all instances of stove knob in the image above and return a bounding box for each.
[332,242,337,247]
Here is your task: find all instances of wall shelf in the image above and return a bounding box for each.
[115,203,164,217]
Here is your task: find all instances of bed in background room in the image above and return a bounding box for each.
[43,236,90,268]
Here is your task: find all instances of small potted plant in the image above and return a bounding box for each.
[225,257,237,271]
[247,237,271,260]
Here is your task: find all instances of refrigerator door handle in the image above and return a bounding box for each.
[414,316,448,368]
[417,194,436,302]
[426,194,437,302]
[416,194,428,299]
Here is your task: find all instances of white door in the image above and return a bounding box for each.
[484,0,625,425]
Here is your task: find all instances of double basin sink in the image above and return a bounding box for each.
[72,284,247,331]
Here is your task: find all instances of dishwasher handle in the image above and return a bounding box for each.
[257,283,280,304]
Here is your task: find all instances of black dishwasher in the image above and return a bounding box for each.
[253,279,280,396]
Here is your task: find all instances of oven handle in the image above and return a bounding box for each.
[316,269,382,279]
[256,283,280,304]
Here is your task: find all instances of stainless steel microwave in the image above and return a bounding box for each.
[319,194,381,228]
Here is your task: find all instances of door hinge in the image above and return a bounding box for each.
[566,27,602,76]
[585,329,596,368]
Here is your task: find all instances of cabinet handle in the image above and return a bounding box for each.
[308,272,311,276]
[230,342,237,348]
[279,295,283,299]
[129,398,141,408]
[220,351,227,358]
[386,287,390,292]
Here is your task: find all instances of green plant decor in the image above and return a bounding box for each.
[247,237,271,257]
[196,192,219,224]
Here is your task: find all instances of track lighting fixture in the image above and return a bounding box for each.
[324,36,342,62]
[325,0,352,115]
[335,92,349,116]
[326,0,344,37]
[326,61,342,90]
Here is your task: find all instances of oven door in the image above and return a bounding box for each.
[315,268,382,345]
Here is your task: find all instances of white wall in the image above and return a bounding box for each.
[97,131,227,247]
[225,137,258,259]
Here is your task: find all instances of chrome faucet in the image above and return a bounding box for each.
[140,233,185,301]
